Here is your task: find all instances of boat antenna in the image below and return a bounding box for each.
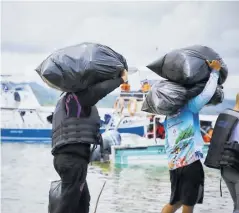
[93,180,106,213]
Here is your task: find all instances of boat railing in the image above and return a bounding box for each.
[102,92,149,131]
[120,91,148,102]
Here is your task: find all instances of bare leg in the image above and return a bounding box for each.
[182,205,194,213]
[161,202,182,213]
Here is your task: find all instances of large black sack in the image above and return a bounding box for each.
[48,180,61,213]
[147,45,228,85]
[208,85,224,105]
[36,42,128,92]
[186,83,224,105]
[185,82,206,99]
[141,81,224,115]
[141,80,188,115]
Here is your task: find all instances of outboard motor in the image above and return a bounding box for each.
[91,130,121,162]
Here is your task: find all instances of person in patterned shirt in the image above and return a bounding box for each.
[161,60,221,213]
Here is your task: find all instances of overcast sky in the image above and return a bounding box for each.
[1,1,239,97]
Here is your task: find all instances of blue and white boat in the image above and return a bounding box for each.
[1,73,238,167]
[0,75,147,143]
[1,73,237,153]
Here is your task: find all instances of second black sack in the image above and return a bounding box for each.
[141,80,224,116]
[147,45,228,85]
[141,80,188,115]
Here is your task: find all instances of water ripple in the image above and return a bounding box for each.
[1,143,232,213]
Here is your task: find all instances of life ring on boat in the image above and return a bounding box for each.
[203,128,213,143]
[128,98,137,116]
[113,98,124,115]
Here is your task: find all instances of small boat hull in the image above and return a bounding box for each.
[111,144,209,167]
[1,125,145,143]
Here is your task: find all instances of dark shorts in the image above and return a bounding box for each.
[51,154,90,213]
[169,160,205,206]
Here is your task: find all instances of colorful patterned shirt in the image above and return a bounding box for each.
[164,70,220,170]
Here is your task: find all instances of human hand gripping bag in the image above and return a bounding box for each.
[35,42,128,92]
[146,45,228,85]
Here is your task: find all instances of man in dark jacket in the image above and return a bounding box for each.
[205,93,239,213]
[50,70,128,213]
[221,94,239,213]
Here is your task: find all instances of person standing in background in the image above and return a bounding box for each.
[222,93,239,213]
[205,93,239,213]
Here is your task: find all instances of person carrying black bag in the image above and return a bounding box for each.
[50,70,128,213]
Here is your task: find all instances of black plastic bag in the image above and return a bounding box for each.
[147,45,228,85]
[185,82,205,99]
[186,83,224,105]
[48,180,61,213]
[141,81,224,116]
[91,130,122,162]
[141,80,188,115]
[208,85,224,105]
[36,42,128,92]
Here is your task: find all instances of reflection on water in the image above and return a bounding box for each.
[1,143,232,213]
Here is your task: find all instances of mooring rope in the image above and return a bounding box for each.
[93,180,107,213]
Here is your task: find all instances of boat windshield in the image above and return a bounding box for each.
[96,94,118,108]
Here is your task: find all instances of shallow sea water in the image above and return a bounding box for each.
[1,143,233,213]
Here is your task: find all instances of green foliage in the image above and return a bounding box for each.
[175,125,194,144]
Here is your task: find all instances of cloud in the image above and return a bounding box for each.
[1,42,47,53]
[1,1,239,97]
